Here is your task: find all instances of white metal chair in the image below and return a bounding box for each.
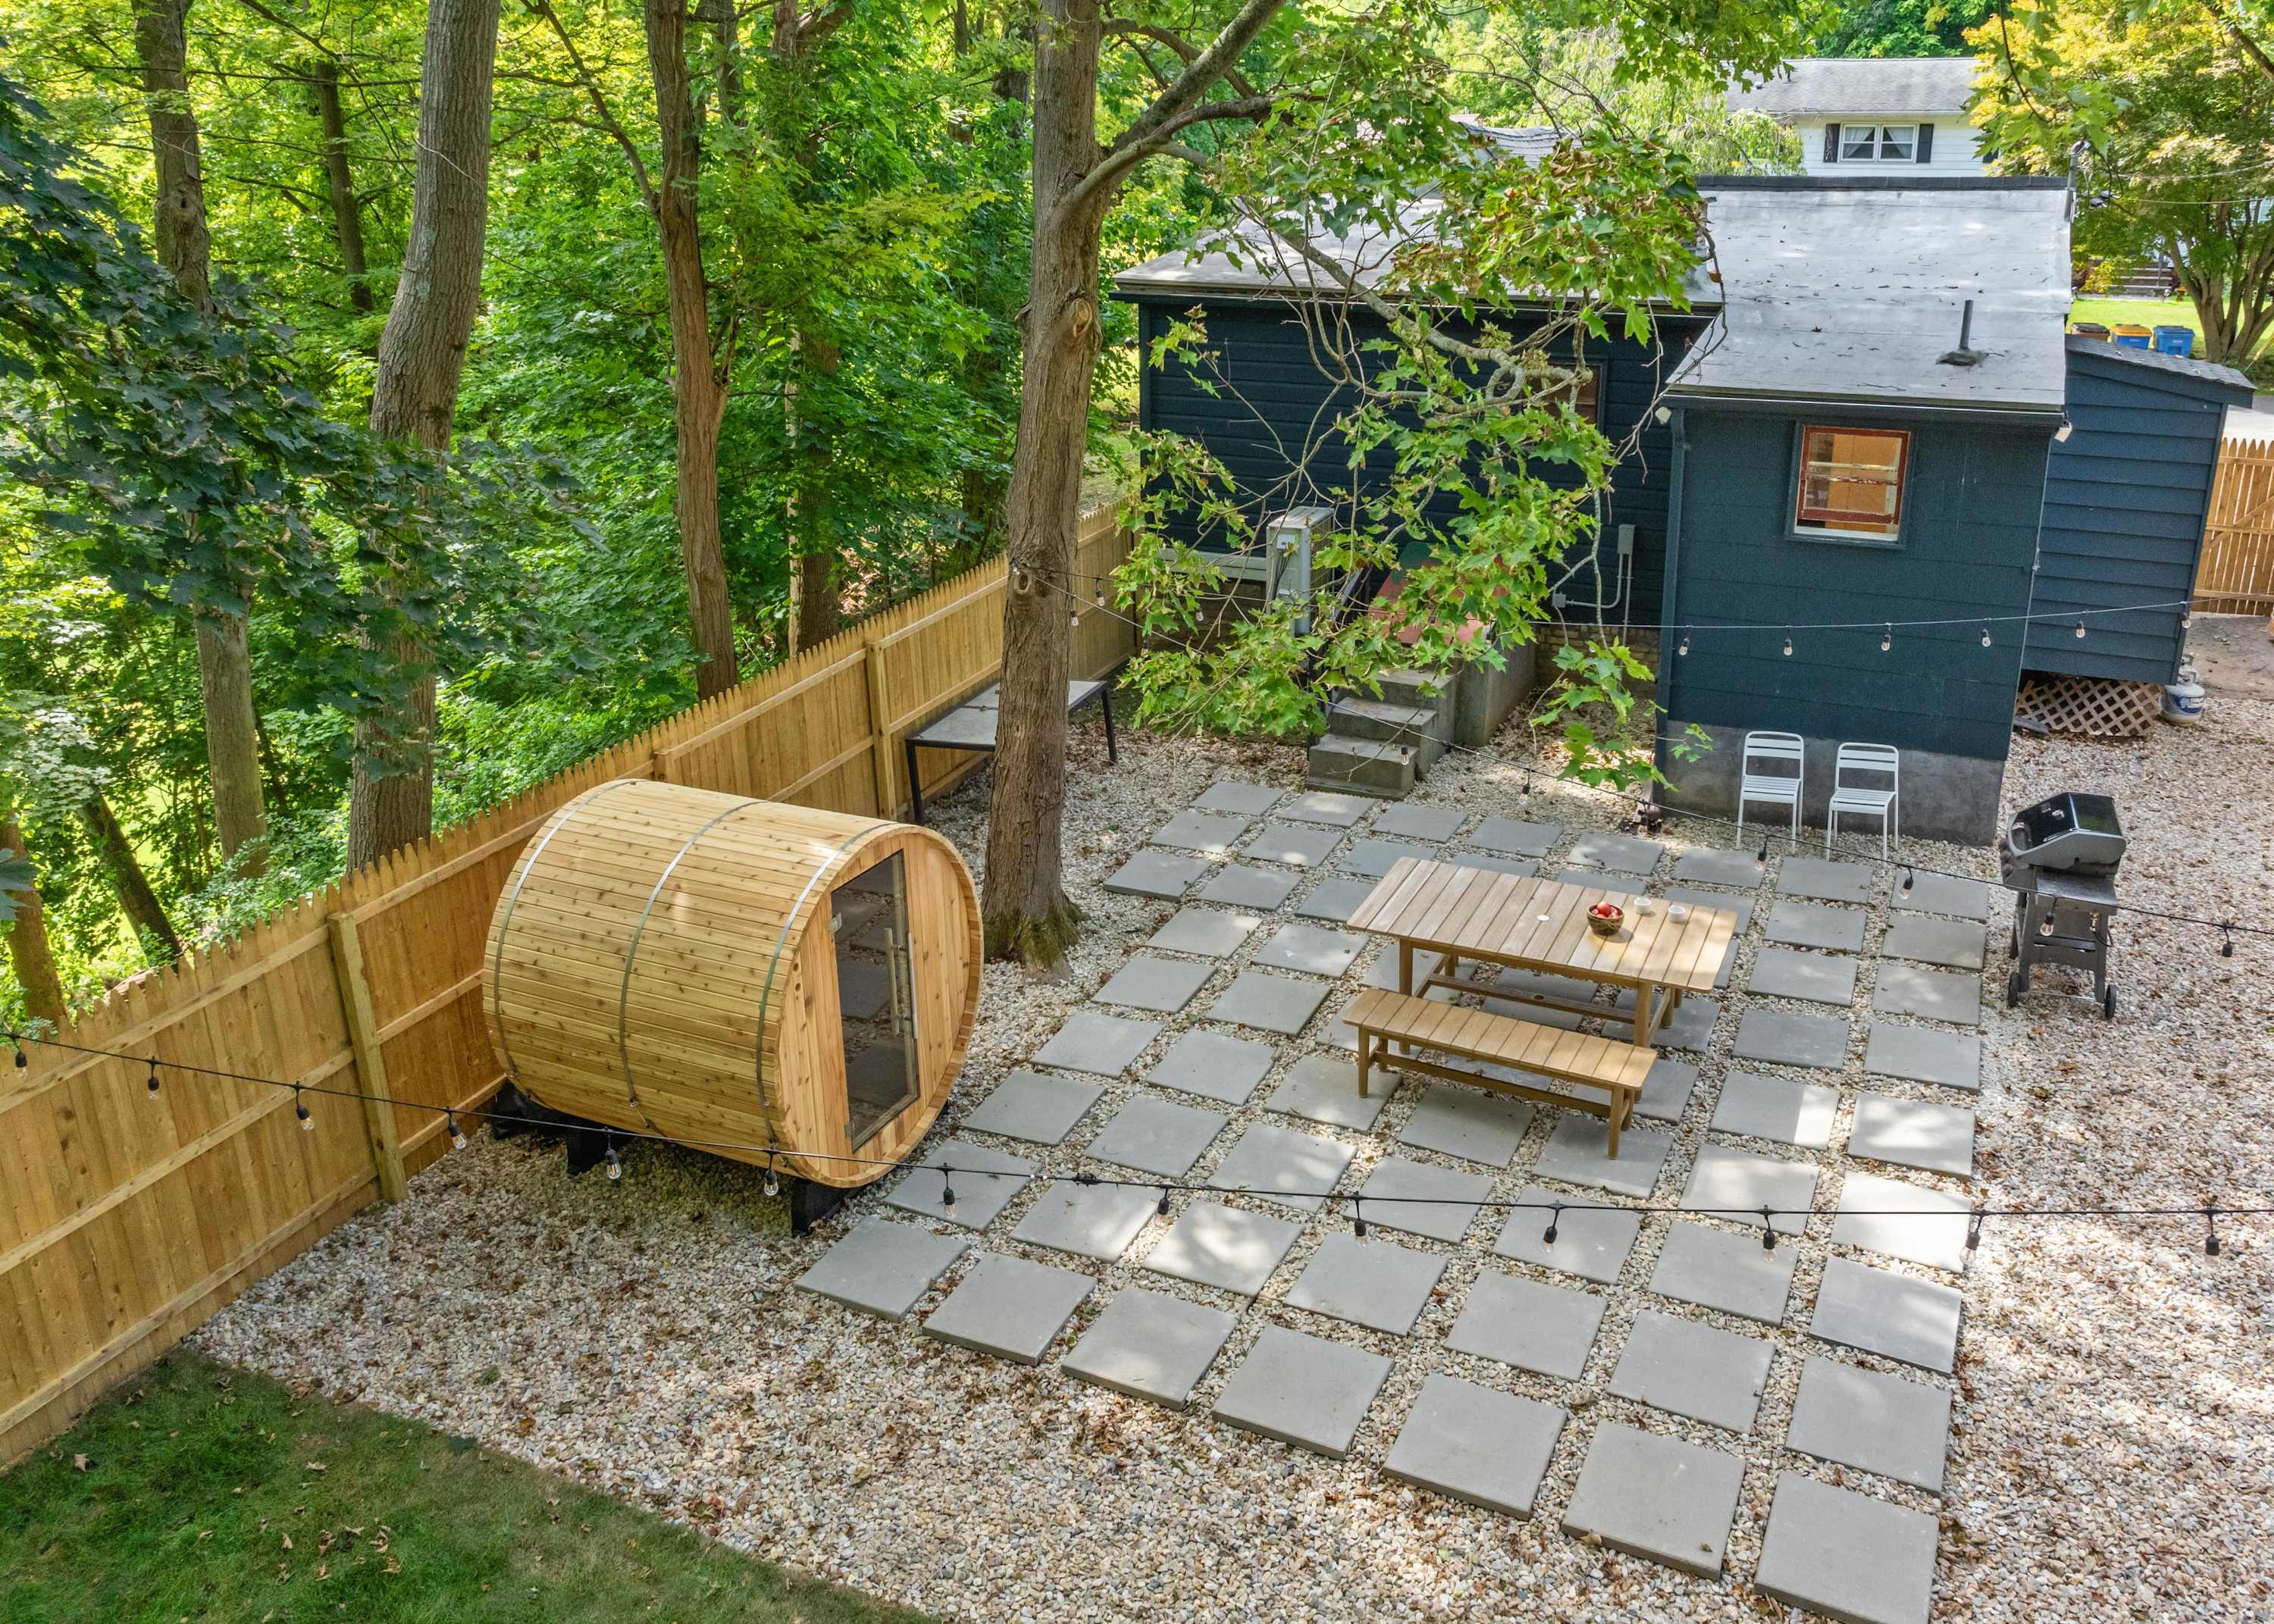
[1737,731,1806,849]
[1827,743,1900,859]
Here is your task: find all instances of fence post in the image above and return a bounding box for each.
[863,627,898,818]
[326,912,408,1203]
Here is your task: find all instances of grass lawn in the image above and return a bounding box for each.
[2070,295,2203,340]
[0,1350,932,1624]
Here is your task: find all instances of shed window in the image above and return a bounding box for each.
[1796,426,1909,539]
[1839,125,1915,162]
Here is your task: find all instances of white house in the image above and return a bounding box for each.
[1727,57,1986,177]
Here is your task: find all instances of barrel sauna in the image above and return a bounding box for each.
[484,778,980,1187]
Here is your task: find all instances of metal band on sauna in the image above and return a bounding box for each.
[617,796,767,1138]
[488,778,640,1087]
[753,820,891,1143]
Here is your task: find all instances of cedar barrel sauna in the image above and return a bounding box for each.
[484,778,981,1187]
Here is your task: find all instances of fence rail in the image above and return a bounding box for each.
[2194,438,2274,616]
[0,508,1133,1463]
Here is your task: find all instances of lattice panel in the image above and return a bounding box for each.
[2015,674,2165,739]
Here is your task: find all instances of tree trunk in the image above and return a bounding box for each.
[80,793,183,960]
[646,0,740,700]
[980,0,1101,965]
[134,0,272,876]
[305,58,374,314]
[349,0,501,871]
[2,817,68,1031]
[790,334,843,649]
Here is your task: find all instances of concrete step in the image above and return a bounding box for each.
[1326,697,1449,761]
[1375,668,1451,712]
[1305,735,1417,798]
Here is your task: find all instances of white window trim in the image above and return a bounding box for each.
[1835,124,1918,164]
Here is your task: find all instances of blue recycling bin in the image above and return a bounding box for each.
[2152,325,2194,358]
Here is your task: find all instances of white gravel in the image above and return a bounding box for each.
[195,681,2274,1624]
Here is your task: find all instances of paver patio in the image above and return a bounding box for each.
[1561,1424,1743,1579]
[1062,1288,1236,1410]
[961,1069,1104,1144]
[1285,1234,1448,1335]
[1446,1269,1605,1378]
[1193,780,1283,815]
[1211,1326,1390,1457]
[1608,1310,1774,1432]
[921,1253,1092,1364]
[1383,1374,1565,1516]
[1147,1031,1275,1105]
[1755,1472,1940,1624]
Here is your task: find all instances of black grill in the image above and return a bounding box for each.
[1999,793,2125,1018]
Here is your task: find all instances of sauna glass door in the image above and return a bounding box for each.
[832,853,920,1148]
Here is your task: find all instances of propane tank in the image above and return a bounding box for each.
[2160,664,2205,723]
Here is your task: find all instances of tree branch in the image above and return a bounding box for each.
[1115,0,1283,155]
[1058,96,1275,224]
[1101,18,1258,99]
[2204,0,2274,81]
[523,0,656,208]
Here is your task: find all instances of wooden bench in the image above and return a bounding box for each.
[1343,987,1652,1156]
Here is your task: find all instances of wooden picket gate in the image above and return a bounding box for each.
[0,507,1133,1463]
[2194,438,2274,616]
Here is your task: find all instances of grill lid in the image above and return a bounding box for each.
[2003,792,2125,875]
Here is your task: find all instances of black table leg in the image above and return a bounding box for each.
[1101,686,1118,763]
[905,740,924,825]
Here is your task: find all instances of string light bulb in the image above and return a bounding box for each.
[939,1169,956,1214]
[1756,836,1770,868]
[1981,626,1993,647]
[2222,923,2236,959]
[1783,634,1794,657]
[1677,634,1689,657]
[764,1152,779,1199]
[1966,1206,1984,1254]
[2181,609,2194,630]
[604,1132,622,1181]
[1352,1197,1367,1239]
[10,1037,24,1069]
[1760,1205,1777,1252]
[2204,1206,2221,1256]
[1542,1202,1562,1247]
[1900,867,1915,896]
[1880,624,1892,653]
[2074,620,2088,639]
[448,1111,467,1151]
[147,1058,161,1095]
[1157,1186,1172,1216]
[294,1084,312,1131]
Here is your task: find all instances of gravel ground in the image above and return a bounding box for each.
[196,685,2274,1624]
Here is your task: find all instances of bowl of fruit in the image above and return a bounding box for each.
[1585,901,1624,938]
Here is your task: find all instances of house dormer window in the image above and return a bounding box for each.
[1837,124,1917,162]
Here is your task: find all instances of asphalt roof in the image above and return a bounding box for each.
[2066,333,2255,401]
[1665,177,2074,413]
[1726,57,1979,118]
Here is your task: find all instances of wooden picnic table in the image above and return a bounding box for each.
[1346,857,1740,1049]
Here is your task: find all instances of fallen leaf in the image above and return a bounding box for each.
[70,1454,89,1472]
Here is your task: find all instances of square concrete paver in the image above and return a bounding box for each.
[1293,877,1380,922]
[1254,923,1364,976]
[1086,1096,1229,1178]
[1649,1220,1797,1325]
[1148,1031,1274,1105]
[1343,837,1435,878]
[1733,1008,1852,1072]
[1833,1171,1972,1272]
[1873,962,1983,1027]
[1568,830,1665,875]
[1194,781,1283,816]
[1011,1181,1159,1262]
[1144,1201,1300,1296]
[1148,809,1252,856]
[1278,790,1370,828]
[1779,856,1875,904]
[1447,1269,1605,1378]
[1102,850,1208,900]
[1452,852,1539,877]
[1561,1423,1743,1579]
[1558,868,1645,896]
[1765,900,1867,952]
[1531,1116,1674,1199]
[1681,1144,1819,1235]
[1062,1287,1236,1410]
[1384,1374,1565,1517]
[1864,1022,1982,1091]
[1266,1053,1389,1131]
[887,1140,1035,1229]
[1208,1123,1353,1212]
[1093,954,1215,1013]
[1749,947,1860,1006]
[1373,804,1464,841]
[1881,915,1988,972]
[1609,1310,1774,1432]
[1207,971,1330,1034]
[1396,1083,1535,1166]
[1212,1325,1392,1458]
[1755,1472,1940,1624]
[1195,864,1300,910]
[1787,1355,1953,1491]
[921,1253,1092,1365]
[1665,887,1757,934]
[1493,1187,1642,1284]
[795,1219,969,1319]
[1286,1234,1448,1335]
[1242,821,1345,868]
[1711,1071,1840,1150]
[962,1070,1104,1145]
[1812,1257,1962,1373]
[1146,906,1260,958]
[1471,817,1561,856]
[1033,1009,1162,1075]
[1356,1156,1493,1242]
[1672,846,1765,889]
[1899,871,1997,921]
[1633,1057,1700,1123]
[1850,1093,1975,1177]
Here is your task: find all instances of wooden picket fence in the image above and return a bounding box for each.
[0,508,1134,1463]
[2194,437,2274,615]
